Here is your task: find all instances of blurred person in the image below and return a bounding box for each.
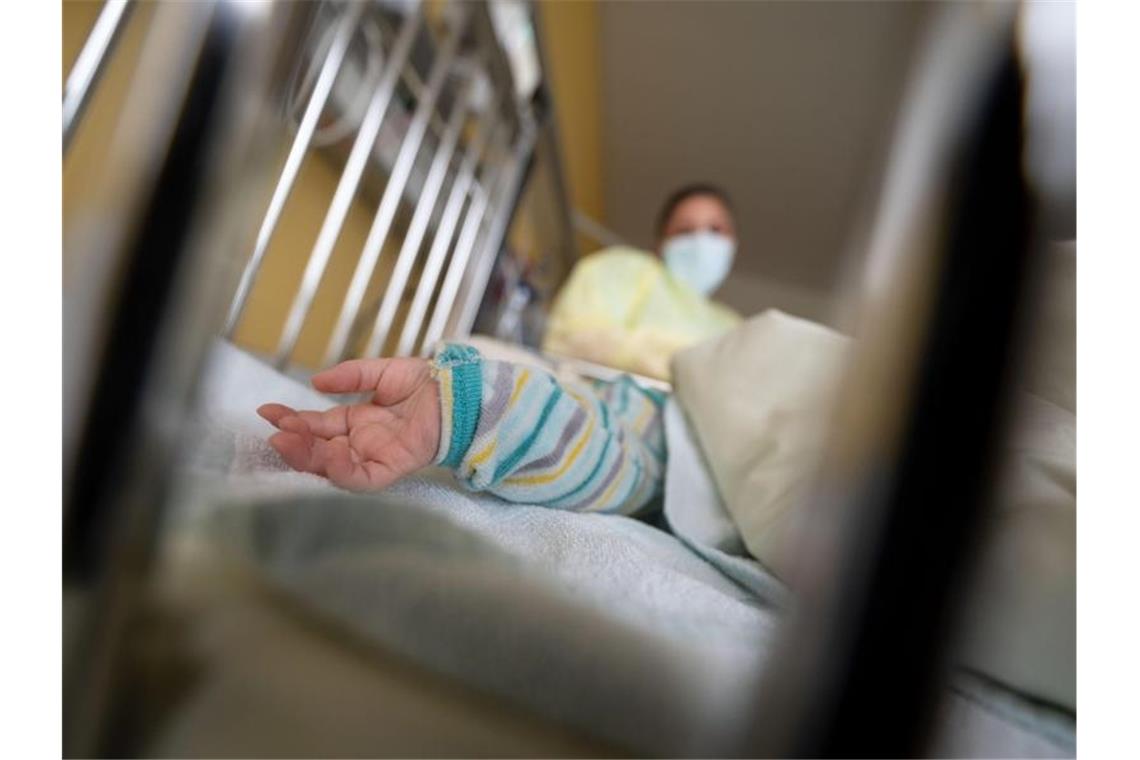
[656,183,740,296]
[541,183,742,380]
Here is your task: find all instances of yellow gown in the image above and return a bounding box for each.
[542,247,741,381]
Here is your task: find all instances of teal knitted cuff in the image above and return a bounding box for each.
[432,343,483,469]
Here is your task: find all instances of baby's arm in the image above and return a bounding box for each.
[433,344,665,515]
[258,343,665,515]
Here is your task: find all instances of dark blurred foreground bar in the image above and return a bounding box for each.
[62,2,306,754]
[742,4,1046,756]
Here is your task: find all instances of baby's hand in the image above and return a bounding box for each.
[257,357,440,491]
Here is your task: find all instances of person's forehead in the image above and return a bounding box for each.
[670,194,732,221]
[665,194,734,227]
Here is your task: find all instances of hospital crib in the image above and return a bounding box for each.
[63,1,1072,756]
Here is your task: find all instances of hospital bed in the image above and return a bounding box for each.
[62,1,1075,756]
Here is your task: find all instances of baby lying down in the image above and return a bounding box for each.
[258,343,666,515]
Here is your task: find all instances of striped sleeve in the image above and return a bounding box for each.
[431,343,666,515]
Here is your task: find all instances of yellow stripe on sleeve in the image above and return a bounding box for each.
[468,437,497,469]
[507,368,531,408]
[593,458,630,511]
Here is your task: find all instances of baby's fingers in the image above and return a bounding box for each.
[259,404,363,441]
[258,403,297,427]
[267,431,315,473]
[291,407,355,439]
[268,425,334,476]
[277,415,314,440]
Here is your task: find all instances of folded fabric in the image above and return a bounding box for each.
[670,309,849,580]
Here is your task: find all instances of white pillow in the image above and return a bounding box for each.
[670,310,849,580]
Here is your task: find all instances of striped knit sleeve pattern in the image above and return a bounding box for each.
[430,343,666,515]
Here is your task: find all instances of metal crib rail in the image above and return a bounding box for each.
[223,1,366,338]
[322,3,471,366]
[397,113,503,356]
[272,2,424,368]
[420,130,513,354]
[63,0,135,152]
[362,77,473,358]
[213,0,561,371]
[450,121,538,341]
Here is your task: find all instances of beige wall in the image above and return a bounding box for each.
[536,0,606,255]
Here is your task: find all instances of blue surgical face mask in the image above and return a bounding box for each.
[662,231,736,296]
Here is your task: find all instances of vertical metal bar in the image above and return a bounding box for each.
[396,113,500,356]
[274,3,423,369]
[419,136,509,354]
[64,0,300,752]
[322,9,469,366]
[450,125,536,339]
[63,0,135,152]
[223,1,365,337]
[362,89,470,358]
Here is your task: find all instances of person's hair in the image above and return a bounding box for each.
[654,182,735,240]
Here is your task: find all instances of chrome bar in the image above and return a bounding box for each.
[64,1,300,752]
[451,125,536,339]
[419,135,510,354]
[63,0,134,152]
[223,1,365,337]
[362,90,471,358]
[274,3,423,369]
[323,8,469,366]
[396,113,500,356]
